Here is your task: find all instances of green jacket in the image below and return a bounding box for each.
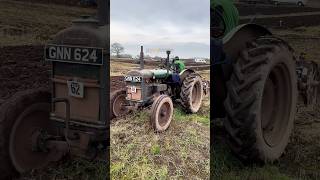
[211,0,239,36]
[174,60,185,73]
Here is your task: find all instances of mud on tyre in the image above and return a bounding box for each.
[110,89,129,119]
[180,73,204,113]
[150,95,174,132]
[224,36,297,162]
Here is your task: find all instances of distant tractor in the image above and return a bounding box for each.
[0,0,109,179]
[110,48,209,132]
[211,0,318,163]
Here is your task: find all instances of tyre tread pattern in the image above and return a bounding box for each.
[223,36,295,162]
[180,73,201,113]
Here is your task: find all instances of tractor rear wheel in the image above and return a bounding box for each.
[150,95,173,132]
[0,89,53,179]
[224,36,297,162]
[180,73,204,113]
[110,89,129,119]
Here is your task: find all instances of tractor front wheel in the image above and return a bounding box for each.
[0,89,54,179]
[150,95,174,132]
[110,89,129,119]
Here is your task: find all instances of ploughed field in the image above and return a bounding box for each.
[237,3,320,28]
[237,3,320,16]
[0,46,127,107]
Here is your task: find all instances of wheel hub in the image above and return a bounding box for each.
[9,103,54,173]
[113,94,128,117]
[158,102,171,127]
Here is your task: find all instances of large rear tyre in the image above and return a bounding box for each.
[180,73,204,113]
[110,89,129,119]
[0,89,53,179]
[224,36,297,162]
[150,95,173,132]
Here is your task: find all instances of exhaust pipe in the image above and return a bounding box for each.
[98,0,109,25]
[140,46,144,70]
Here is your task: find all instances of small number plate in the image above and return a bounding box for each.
[130,86,137,93]
[124,76,142,82]
[67,81,84,98]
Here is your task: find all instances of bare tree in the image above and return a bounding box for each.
[111,43,124,58]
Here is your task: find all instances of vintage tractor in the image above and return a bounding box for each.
[0,0,109,179]
[110,48,209,132]
[211,0,319,163]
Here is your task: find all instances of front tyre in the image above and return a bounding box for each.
[0,89,53,179]
[150,95,174,132]
[224,36,297,162]
[110,89,129,119]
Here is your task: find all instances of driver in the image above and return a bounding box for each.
[172,56,185,73]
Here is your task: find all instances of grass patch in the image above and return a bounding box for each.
[23,158,107,180]
[151,144,161,155]
[111,106,210,179]
[110,61,210,179]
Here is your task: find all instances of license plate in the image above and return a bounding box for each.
[130,86,137,93]
[45,44,104,65]
[124,76,142,82]
[67,81,84,98]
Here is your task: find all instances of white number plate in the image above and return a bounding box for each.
[67,81,84,98]
[45,45,104,65]
[130,86,137,93]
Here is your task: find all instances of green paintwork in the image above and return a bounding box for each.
[211,0,239,37]
[222,23,272,44]
[150,69,172,79]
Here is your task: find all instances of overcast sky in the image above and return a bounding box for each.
[110,0,210,58]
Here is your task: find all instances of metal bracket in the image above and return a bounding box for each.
[52,98,71,143]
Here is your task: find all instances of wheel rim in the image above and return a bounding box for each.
[191,80,202,110]
[113,94,128,117]
[261,63,292,147]
[9,103,52,173]
[157,102,171,127]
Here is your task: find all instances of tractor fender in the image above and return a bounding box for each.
[223,23,272,62]
[179,69,196,84]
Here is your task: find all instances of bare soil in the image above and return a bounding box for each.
[14,0,92,6]
[237,3,320,28]
[0,46,50,106]
[237,3,320,16]
[110,76,125,92]
[240,14,320,29]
